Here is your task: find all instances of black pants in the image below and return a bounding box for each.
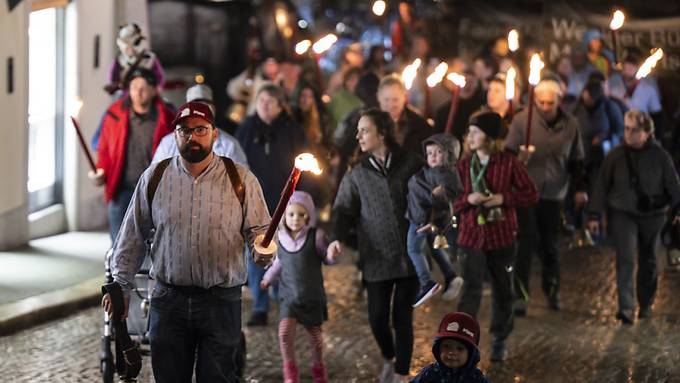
[364,276,418,375]
[514,199,562,301]
[608,210,665,313]
[457,244,516,342]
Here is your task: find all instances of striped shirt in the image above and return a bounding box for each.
[111,154,271,291]
[454,152,538,251]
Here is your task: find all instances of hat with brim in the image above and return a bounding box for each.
[171,101,215,127]
[434,312,480,350]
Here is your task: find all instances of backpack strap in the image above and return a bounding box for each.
[147,158,171,224]
[221,156,245,206]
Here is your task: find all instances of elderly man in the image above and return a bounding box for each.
[378,74,437,156]
[153,83,248,166]
[103,101,272,382]
[90,68,175,240]
[505,78,587,315]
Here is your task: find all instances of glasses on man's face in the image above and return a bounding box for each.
[175,125,212,138]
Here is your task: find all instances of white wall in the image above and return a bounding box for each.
[0,1,30,249]
[66,0,118,232]
[0,0,144,249]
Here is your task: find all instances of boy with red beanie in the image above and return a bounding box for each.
[411,312,490,383]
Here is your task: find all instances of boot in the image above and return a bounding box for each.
[283,362,299,383]
[311,362,328,383]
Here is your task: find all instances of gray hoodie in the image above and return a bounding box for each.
[406,133,464,226]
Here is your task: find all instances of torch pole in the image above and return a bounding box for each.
[444,85,460,134]
[70,116,97,172]
[260,167,302,248]
[524,85,535,148]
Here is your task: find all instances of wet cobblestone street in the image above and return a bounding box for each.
[1,245,680,382]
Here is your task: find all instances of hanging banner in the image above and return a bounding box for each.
[544,3,680,71]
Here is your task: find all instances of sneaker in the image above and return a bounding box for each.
[412,280,441,308]
[442,276,464,301]
[513,299,528,317]
[490,340,508,362]
[616,310,634,325]
[379,360,394,383]
[246,311,267,327]
[638,306,652,319]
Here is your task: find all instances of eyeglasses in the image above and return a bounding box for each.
[175,125,212,138]
[624,125,643,133]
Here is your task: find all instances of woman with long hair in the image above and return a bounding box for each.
[329,108,424,382]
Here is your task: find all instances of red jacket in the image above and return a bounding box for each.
[454,152,538,251]
[96,97,174,202]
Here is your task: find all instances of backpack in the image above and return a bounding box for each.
[146,156,245,224]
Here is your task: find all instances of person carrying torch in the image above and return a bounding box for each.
[505,77,587,316]
[90,68,175,241]
[102,101,273,383]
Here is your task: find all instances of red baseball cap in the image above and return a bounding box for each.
[434,312,480,349]
[171,101,215,127]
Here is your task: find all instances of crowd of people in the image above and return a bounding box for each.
[95,13,680,383]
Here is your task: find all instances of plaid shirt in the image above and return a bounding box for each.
[454,152,538,251]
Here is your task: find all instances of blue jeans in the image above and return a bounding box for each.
[246,247,278,314]
[406,222,457,288]
[149,282,242,383]
[108,184,135,242]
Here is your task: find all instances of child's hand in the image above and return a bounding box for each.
[327,241,343,262]
[467,192,491,206]
[432,185,445,197]
[260,280,270,289]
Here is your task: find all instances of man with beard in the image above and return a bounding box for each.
[103,101,273,383]
[152,83,248,166]
[90,68,175,240]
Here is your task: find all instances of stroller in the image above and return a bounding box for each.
[100,247,247,382]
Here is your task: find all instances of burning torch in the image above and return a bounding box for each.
[444,72,466,134]
[609,10,625,68]
[253,153,323,256]
[522,53,544,153]
[505,67,517,120]
[69,98,97,173]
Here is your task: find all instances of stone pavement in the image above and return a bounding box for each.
[1,245,680,382]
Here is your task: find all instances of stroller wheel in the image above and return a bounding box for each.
[101,358,114,383]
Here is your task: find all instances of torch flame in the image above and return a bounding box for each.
[426,62,449,88]
[402,58,421,90]
[446,72,466,88]
[635,48,664,80]
[372,0,386,16]
[71,97,84,118]
[610,10,625,30]
[508,29,519,52]
[528,53,544,86]
[312,34,337,55]
[295,153,323,175]
[275,8,288,29]
[295,39,312,55]
[506,67,516,100]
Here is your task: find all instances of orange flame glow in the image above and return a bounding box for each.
[295,153,323,175]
